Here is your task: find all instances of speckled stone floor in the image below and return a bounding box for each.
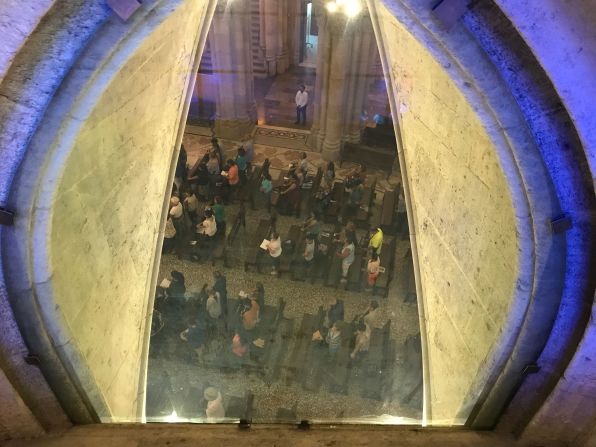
[147,134,422,422]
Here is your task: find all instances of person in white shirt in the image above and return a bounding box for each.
[204,387,225,420]
[294,84,308,125]
[169,196,183,219]
[267,232,283,275]
[197,209,217,237]
[163,217,176,253]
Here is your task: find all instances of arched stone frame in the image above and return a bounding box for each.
[0,0,593,433]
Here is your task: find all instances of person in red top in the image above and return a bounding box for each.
[225,159,239,202]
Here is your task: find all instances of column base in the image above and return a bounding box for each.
[321,139,341,162]
[214,119,255,142]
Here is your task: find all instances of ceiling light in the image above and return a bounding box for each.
[344,0,362,17]
[326,1,338,13]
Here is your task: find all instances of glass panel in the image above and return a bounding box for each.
[147,0,422,425]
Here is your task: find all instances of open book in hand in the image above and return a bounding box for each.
[260,239,270,250]
[159,278,171,288]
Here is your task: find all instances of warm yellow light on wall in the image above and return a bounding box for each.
[325,0,362,17]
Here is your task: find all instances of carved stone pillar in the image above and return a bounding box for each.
[343,16,377,143]
[263,0,279,76]
[310,10,354,161]
[210,0,256,139]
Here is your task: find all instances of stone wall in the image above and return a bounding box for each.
[2,0,214,423]
[45,0,212,421]
[372,2,520,424]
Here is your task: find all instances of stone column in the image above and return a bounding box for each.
[343,16,377,143]
[210,0,256,140]
[263,0,279,76]
[310,9,354,161]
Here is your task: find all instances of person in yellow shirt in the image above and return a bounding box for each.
[368,226,383,255]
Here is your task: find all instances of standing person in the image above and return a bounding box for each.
[174,144,187,193]
[183,190,199,227]
[242,133,255,170]
[325,321,342,359]
[179,317,206,363]
[235,147,248,186]
[368,226,384,255]
[163,216,176,254]
[223,159,239,201]
[350,322,370,362]
[211,137,223,168]
[299,152,308,175]
[242,296,260,331]
[366,253,381,293]
[204,387,225,420]
[303,233,316,276]
[336,235,356,284]
[267,232,282,275]
[252,282,265,310]
[212,196,226,237]
[294,84,308,125]
[324,161,335,189]
[260,173,273,210]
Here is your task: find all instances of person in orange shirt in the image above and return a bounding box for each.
[225,159,239,201]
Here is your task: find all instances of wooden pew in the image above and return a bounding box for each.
[225,391,254,421]
[304,167,323,216]
[283,307,324,385]
[360,320,392,400]
[346,247,365,292]
[301,309,327,392]
[211,210,243,267]
[278,224,302,276]
[248,158,270,210]
[380,189,397,235]
[324,181,344,224]
[311,229,333,283]
[355,178,377,228]
[325,236,344,288]
[264,314,294,383]
[375,236,396,297]
[244,218,272,272]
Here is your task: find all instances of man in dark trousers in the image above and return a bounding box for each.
[294,84,308,125]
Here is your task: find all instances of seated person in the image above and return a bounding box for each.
[196,209,217,238]
[350,322,370,361]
